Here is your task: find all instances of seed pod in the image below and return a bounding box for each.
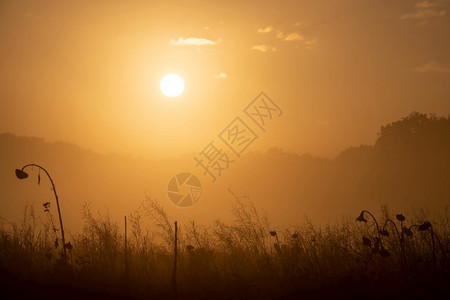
[356,212,367,223]
[419,221,431,231]
[396,214,405,222]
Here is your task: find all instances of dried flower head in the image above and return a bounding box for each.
[15,169,28,179]
[43,202,51,213]
[356,211,367,223]
[419,221,431,231]
[396,214,406,222]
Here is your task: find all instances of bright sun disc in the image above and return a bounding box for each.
[160,74,184,97]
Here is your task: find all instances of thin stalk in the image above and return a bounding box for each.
[430,225,437,279]
[383,219,407,269]
[124,216,128,276]
[21,164,67,258]
[172,221,178,300]
[361,210,383,248]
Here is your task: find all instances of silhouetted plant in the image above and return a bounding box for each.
[396,214,406,222]
[410,221,438,277]
[270,230,282,255]
[15,169,28,179]
[379,229,389,237]
[356,210,390,259]
[356,211,367,223]
[381,216,407,267]
[1,200,449,299]
[15,164,68,260]
[65,241,73,250]
[419,221,432,231]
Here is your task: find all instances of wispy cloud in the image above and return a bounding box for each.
[401,1,446,24]
[304,39,318,50]
[214,72,228,79]
[282,32,305,42]
[416,1,438,8]
[401,9,445,19]
[413,61,450,73]
[255,26,317,50]
[169,37,217,46]
[275,30,306,42]
[251,45,276,52]
[257,26,274,33]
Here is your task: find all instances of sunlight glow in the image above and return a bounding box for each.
[160,74,184,97]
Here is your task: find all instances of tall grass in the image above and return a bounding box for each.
[0,197,449,299]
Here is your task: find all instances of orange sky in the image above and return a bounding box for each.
[1,0,449,159]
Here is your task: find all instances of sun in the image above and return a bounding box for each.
[160,74,184,97]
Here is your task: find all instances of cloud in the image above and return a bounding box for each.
[214,73,228,79]
[255,27,317,50]
[401,9,445,19]
[251,45,276,52]
[416,1,438,8]
[304,39,318,49]
[413,61,450,73]
[169,37,217,46]
[276,31,305,42]
[285,32,305,42]
[401,1,446,23]
[257,26,274,33]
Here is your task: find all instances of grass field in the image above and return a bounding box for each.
[1,196,449,299]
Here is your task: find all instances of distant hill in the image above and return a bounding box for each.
[1,112,449,233]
